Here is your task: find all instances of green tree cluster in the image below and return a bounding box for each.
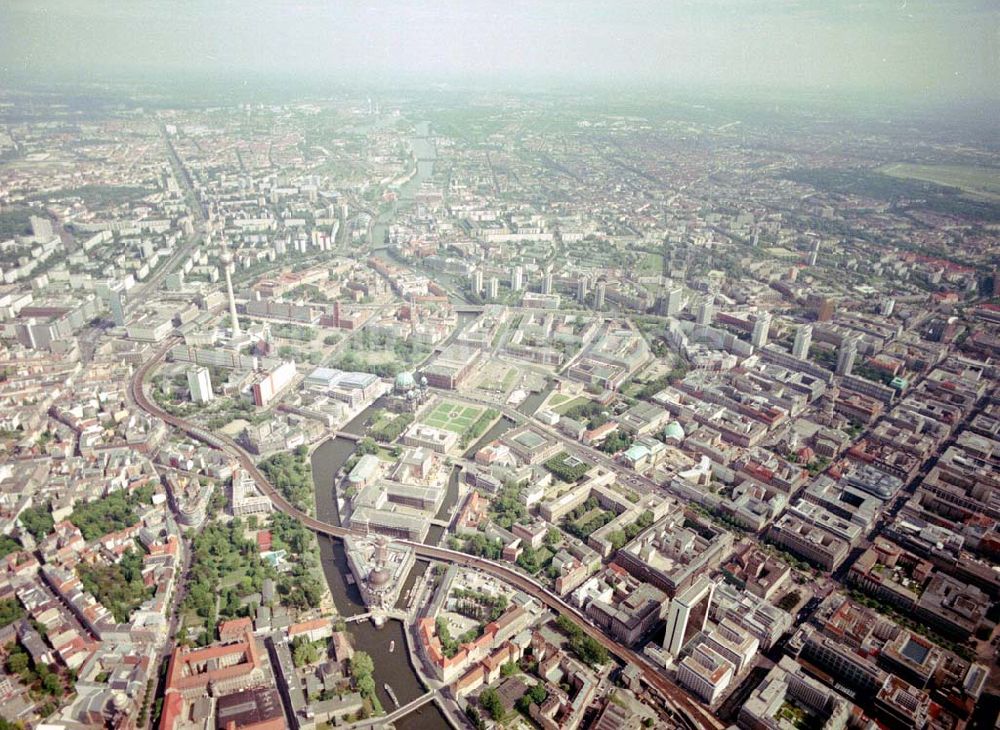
[0,536,21,559]
[516,546,543,574]
[4,641,69,698]
[349,651,383,716]
[272,323,316,341]
[489,484,526,529]
[479,687,506,722]
[182,521,274,643]
[564,509,613,541]
[0,599,24,628]
[452,589,508,622]
[68,484,155,541]
[599,431,633,454]
[291,635,321,667]
[636,366,689,400]
[435,616,481,658]
[370,413,414,442]
[449,533,504,560]
[464,705,486,730]
[460,409,500,448]
[77,550,152,623]
[777,591,801,612]
[18,505,54,541]
[555,615,609,668]
[355,437,380,456]
[516,683,548,714]
[544,453,590,482]
[258,447,314,512]
[277,561,323,610]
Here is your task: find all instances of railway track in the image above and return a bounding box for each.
[129,340,721,730]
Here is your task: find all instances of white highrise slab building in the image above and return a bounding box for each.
[792,324,812,360]
[108,281,127,327]
[510,265,523,292]
[666,286,684,316]
[696,297,714,326]
[836,336,859,376]
[664,576,715,656]
[187,366,214,403]
[751,312,771,349]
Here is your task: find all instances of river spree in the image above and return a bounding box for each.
[308,121,450,727]
[309,409,429,713]
[371,122,436,247]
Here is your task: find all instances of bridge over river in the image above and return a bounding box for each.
[129,338,722,730]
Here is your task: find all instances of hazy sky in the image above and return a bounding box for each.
[1,0,997,100]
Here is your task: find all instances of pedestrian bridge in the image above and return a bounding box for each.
[345,691,435,729]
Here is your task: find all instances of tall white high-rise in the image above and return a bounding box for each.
[666,286,684,316]
[486,277,499,300]
[836,337,859,376]
[471,269,484,296]
[808,244,819,266]
[30,215,53,241]
[696,296,713,326]
[751,312,771,349]
[595,281,606,310]
[510,265,523,292]
[880,298,895,317]
[577,276,589,303]
[792,324,812,360]
[664,576,715,656]
[220,245,241,337]
[541,272,553,295]
[108,282,127,327]
[187,366,214,403]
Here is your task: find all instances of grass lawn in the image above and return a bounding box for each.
[639,252,663,273]
[501,368,517,391]
[881,163,1000,201]
[553,396,589,415]
[360,350,398,364]
[220,568,247,588]
[572,508,605,527]
[180,609,206,636]
[423,400,485,435]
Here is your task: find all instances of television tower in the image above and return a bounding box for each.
[220,244,241,337]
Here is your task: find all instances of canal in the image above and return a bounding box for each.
[309,395,459,720]
[309,406,430,712]
[308,121,451,727]
[516,382,553,417]
[371,123,436,247]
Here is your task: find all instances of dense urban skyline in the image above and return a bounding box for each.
[0,3,998,730]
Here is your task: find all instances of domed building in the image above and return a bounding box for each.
[363,564,397,610]
[394,371,416,394]
[664,421,686,444]
[388,370,428,412]
[343,534,415,611]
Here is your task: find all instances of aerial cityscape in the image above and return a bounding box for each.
[0,2,998,730]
